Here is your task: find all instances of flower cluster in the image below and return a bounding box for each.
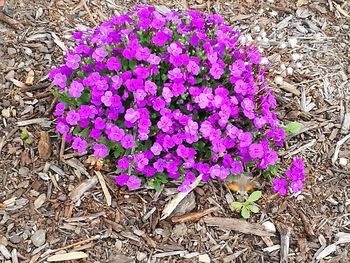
[272,157,305,196]
[50,5,304,193]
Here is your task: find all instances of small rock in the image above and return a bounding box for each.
[262,221,277,233]
[136,252,147,261]
[7,47,16,56]
[199,254,211,263]
[274,75,284,85]
[9,234,22,244]
[5,70,15,81]
[1,108,11,118]
[286,67,293,75]
[31,229,46,247]
[292,53,301,61]
[18,167,30,176]
[288,38,298,48]
[339,158,347,167]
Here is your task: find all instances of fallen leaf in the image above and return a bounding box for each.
[38,131,52,160]
[47,252,88,261]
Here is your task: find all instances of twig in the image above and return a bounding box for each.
[278,224,291,263]
[95,171,112,206]
[0,11,22,29]
[297,210,316,239]
[59,133,66,160]
[83,0,98,26]
[203,216,274,237]
[171,207,219,223]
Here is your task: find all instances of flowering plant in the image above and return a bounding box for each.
[50,5,304,194]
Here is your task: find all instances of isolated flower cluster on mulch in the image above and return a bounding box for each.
[49,4,304,194]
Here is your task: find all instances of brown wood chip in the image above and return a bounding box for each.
[203,216,274,236]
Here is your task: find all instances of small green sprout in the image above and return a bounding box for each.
[283,121,304,135]
[230,191,262,219]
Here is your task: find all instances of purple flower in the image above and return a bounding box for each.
[52,73,67,90]
[92,47,108,62]
[54,102,65,117]
[157,116,172,133]
[121,134,135,149]
[210,164,229,180]
[248,143,264,159]
[66,54,81,70]
[134,153,149,169]
[210,63,224,79]
[94,117,106,130]
[93,143,109,158]
[187,60,200,75]
[178,182,191,192]
[107,125,125,141]
[115,173,128,186]
[126,175,141,190]
[290,180,303,193]
[239,132,253,148]
[117,157,130,170]
[72,137,88,153]
[68,81,84,98]
[66,110,80,125]
[272,178,288,196]
[151,142,162,155]
[125,108,140,123]
[106,57,121,71]
[56,122,69,134]
[231,161,243,174]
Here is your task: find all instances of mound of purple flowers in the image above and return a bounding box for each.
[50,5,304,193]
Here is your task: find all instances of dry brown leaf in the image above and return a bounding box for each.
[9,78,27,88]
[25,70,35,86]
[47,252,88,261]
[38,131,52,160]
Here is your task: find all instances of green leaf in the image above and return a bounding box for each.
[241,206,251,219]
[247,191,262,203]
[20,128,32,144]
[128,60,137,70]
[79,90,91,105]
[230,201,243,211]
[284,121,303,134]
[247,205,259,213]
[80,128,90,139]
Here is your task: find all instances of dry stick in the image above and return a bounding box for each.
[171,207,219,223]
[0,12,22,29]
[298,210,316,239]
[41,235,101,258]
[278,225,291,263]
[83,0,98,26]
[59,133,66,160]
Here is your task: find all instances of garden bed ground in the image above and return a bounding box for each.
[0,0,349,262]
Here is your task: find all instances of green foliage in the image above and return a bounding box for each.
[229,191,261,219]
[147,173,169,191]
[20,128,32,144]
[283,121,303,135]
